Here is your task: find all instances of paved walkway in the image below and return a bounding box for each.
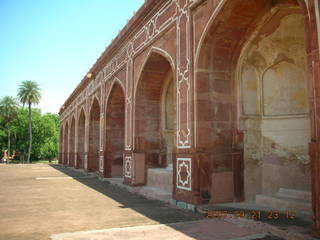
[0,164,317,240]
[0,164,199,240]
[51,219,263,240]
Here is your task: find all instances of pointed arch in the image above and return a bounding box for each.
[88,97,101,172]
[134,47,175,99]
[59,124,64,164]
[63,122,69,165]
[77,108,86,169]
[195,0,312,205]
[69,116,76,167]
[134,50,176,170]
[89,95,101,113]
[104,82,125,177]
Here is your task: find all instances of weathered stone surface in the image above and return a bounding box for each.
[58,0,320,235]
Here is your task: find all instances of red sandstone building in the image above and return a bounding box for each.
[59,0,320,236]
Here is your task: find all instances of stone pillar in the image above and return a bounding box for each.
[74,110,79,168]
[309,0,320,236]
[173,0,201,204]
[99,112,105,177]
[67,118,70,166]
[123,58,137,185]
[59,125,63,164]
[84,100,90,171]
[99,85,106,177]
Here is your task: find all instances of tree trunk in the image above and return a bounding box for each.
[27,103,32,164]
[7,128,11,159]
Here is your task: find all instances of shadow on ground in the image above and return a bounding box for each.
[50,164,306,240]
[50,164,201,224]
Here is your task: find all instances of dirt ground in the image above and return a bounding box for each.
[0,164,201,240]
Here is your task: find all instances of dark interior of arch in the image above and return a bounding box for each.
[88,98,100,172]
[135,52,173,168]
[105,83,125,178]
[77,110,85,169]
[63,124,69,165]
[60,127,63,164]
[69,118,76,166]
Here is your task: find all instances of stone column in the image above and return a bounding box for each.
[84,99,90,171]
[173,0,201,205]
[99,112,105,177]
[309,0,320,236]
[99,85,106,177]
[67,118,70,166]
[59,125,63,164]
[74,110,79,168]
[123,58,136,185]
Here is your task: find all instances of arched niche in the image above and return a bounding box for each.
[196,0,310,203]
[77,109,86,169]
[135,51,176,169]
[88,97,100,172]
[69,117,76,167]
[63,123,69,165]
[105,82,125,178]
[239,9,310,200]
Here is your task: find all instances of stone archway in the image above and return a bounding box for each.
[69,117,76,167]
[135,51,175,194]
[196,0,311,205]
[104,82,125,178]
[63,123,69,165]
[77,109,85,169]
[88,97,100,172]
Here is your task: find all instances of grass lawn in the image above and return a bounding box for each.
[6,159,58,164]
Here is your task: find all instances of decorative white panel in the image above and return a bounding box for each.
[124,156,132,178]
[176,157,192,191]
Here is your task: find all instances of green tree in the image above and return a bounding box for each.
[9,109,59,162]
[37,113,59,160]
[11,108,29,162]
[0,96,18,158]
[17,81,41,163]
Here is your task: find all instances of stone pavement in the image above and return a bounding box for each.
[0,164,318,240]
[51,219,264,240]
[0,164,199,240]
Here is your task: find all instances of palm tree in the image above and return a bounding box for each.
[0,96,18,159]
[17,81,41,163]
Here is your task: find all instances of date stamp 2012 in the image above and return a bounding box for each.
[206,210,296,220]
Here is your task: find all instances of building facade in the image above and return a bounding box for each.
[59,0,320,236]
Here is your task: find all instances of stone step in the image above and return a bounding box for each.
[256,193,312,213]
[278,188,311,201]
[139,186,171,203]
[147,168,173,193]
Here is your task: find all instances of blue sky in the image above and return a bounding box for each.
[0,0,144,114]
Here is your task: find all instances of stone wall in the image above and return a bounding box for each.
[58,0,320,235]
